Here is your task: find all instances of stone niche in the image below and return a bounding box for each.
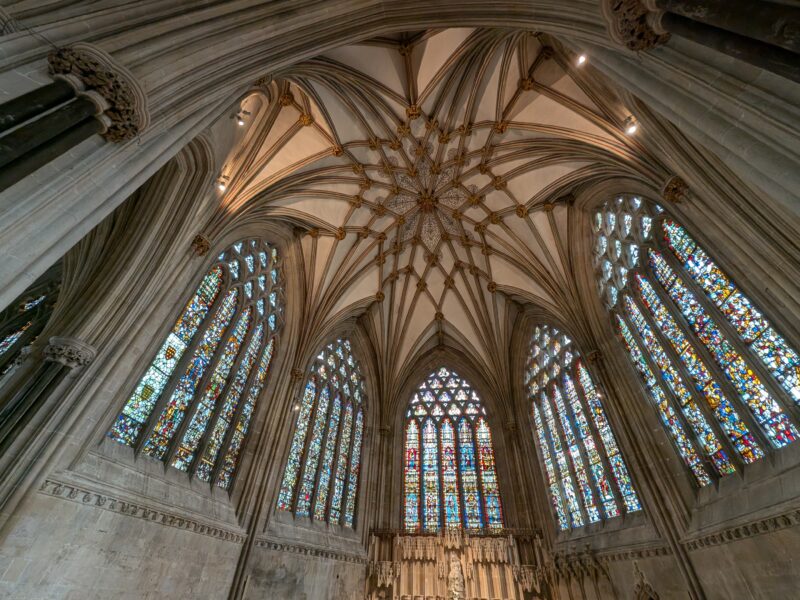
[366,529,542,600]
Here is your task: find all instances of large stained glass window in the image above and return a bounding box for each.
[107,238,285,490]
[277,338,366,529]
[403,367,504,532]
[525,326,641,531]
[593,195,800,487]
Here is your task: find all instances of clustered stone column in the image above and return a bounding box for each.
[602,0,800,83]
[0,42,148,192]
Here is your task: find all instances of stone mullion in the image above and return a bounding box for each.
[210,331,276,488]
[324,393,348,524]
[292,376,327,517]
[190,311,261,481]
[630,289,745,473]
[642,268,773,458]
[657,245,800,426]
[619,310,719,483]
[133,276,229,454]
[162,299,249,469]
[543,383,591,527]
[567,361,625,517]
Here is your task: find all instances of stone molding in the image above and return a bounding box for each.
[662,175,689,204]
[39,479,246,543]
[191,233,211,256]
[255,538,368,564]
[683,508,800,551]
[0,7,18,34]
[48,42,150,142]
[43,336,96,369]
[600,0,670,51]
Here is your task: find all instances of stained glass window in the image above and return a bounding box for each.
[0,262,61,379]
[403,367,505,532]
[526,325,641,531]
[593,195,800,485]
[277,338,366,529]
[107,238,284,490]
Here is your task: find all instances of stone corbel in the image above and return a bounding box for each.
[600,0,670,51]
[43,337,96,369]
[48,42,150,142]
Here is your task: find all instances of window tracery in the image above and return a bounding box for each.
[593,195,800,487]
[277,338,366,528]
[525,326,641,531]
[107,238,284,490]
[403,367,504,532]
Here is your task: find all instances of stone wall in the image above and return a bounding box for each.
[0,491,242,599]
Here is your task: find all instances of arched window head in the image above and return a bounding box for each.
[403,367,504,532]
[593,195,800,487]
[277,338,366,529]
[0,262,61,380]
[526,325,641,531]
[108,238,285,490]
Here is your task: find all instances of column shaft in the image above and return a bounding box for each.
[0,79,75,135]
[0,117,104,193]
[662,12,800,84]
[656,0,800,54]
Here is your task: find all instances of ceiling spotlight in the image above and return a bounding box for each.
[233,110,251,127]
[293,404,300,411]
[624,116,638,135]
[217,175,229,192]
[217,181,226,192]
[577,54,587,66]
[237,116,245,126]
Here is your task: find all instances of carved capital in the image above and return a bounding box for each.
[290,368,305,381]
[190,234,211,257]
[43,337,96,369]
[662,175,689,204]
[585,350,602,364]
[48,43,149,142]
[601,0,670,52]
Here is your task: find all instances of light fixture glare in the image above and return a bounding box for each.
[577,54,587,65]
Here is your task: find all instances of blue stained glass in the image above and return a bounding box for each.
[344,409,363,527]
[278,378,317,510]
[314,393,342,521]
[533,405,568,530]
[440,419,461,528]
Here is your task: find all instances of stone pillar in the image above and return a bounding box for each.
[602,0,800,83]
[0,336,96,526]
[0,42,148,193]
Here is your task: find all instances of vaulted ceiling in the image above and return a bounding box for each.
[218,28,663,405]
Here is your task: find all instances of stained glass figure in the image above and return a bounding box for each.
[107,239,284,490]
[526,324,641,531]
[593,195,800,484]
[403,367,505,531]
[277,338,367,528]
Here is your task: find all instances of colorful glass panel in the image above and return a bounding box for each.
[458,419,483,530]
[404,419,421,531]
[476,418,503,529]
[296,386,330,516]
[422,418,440,532]
[440,419,461,528]
[649,250,797,448]
[215,336,275,488]
[108,267,223,445]
[278,378,317,510]
[344,409,363,527]
[314,394,342,521]
[533,405,568,530]
[142,287,238,459]
[662,220,800,405]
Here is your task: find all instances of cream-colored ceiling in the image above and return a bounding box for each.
[223,28,657,388]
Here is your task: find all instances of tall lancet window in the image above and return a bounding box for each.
[593,195,800,487]
[277,338,366,528]
[108,238,285,489]
[526,326,641,531]
[403,367,504,532]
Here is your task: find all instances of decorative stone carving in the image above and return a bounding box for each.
[633,561,660,599]
[41,479,245,543]
[48,42,149,142]
[43,337,96,369]
[600,0,670,52]
[447,552,465,599]
[191,233,211,256]
[513,565,540,593]
[662,175,689,203]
